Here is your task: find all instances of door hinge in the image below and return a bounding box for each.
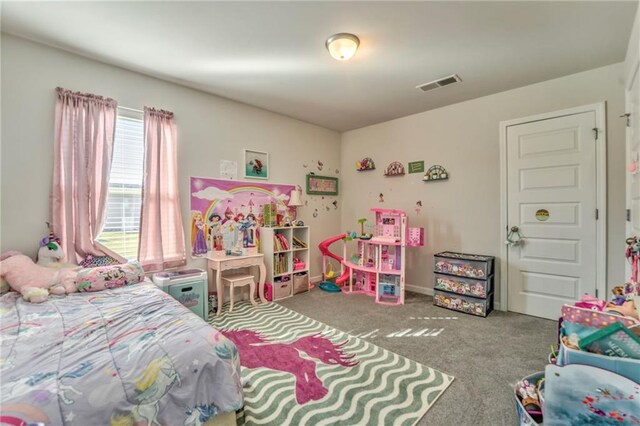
[595,289,599,297]
[595,209,599,220]
[592,127,599,140]
[628,209,632,222]
[621,113,631,127]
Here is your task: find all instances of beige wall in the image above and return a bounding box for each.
[0,34,342,278]
[340,63,627,304]
[0,34,628,301]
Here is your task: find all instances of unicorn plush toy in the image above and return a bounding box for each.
[37,234,64,266]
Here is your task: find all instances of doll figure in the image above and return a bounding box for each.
[191,211,208,256]
[245,213,257,246]
[219,207,238,250]
[208,214,222,250]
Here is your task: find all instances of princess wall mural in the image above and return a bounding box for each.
[190,177,295,257]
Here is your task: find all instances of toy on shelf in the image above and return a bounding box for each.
[357,218,372,240]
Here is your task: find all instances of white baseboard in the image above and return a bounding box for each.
[405,283,501,311]
[406,284,433,296]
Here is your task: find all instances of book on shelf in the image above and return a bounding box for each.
[273,233,290,252]
[292,236,307,248]
[273,253,288,275]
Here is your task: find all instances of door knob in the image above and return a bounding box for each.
[505,226,524,247]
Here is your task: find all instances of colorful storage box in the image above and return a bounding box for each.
[273,278,292,299]
[433,289,493,317]
[434,273,493,298]
[514,371,544,426]
[434,251,494,279]
[557,340,640,383]
[293,272,309,294]
[167,280,207,320]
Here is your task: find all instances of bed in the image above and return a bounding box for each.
[0,280,243,426]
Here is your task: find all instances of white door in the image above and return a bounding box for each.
[506,111,598,319]
[627,64,640,281]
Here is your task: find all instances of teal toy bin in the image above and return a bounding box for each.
[167,279,207,321]
[154,269,208,321]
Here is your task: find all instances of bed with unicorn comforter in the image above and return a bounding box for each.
[0,281,243,426]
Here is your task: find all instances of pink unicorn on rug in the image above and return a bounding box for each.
[221,330,357,404]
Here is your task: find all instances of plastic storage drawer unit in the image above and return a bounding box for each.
[434,251,494,279]
[434,273,494,298]
[433,289,494,317]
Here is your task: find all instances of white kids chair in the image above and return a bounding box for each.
[221,274,258,312]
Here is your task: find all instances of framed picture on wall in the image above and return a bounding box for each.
[306,174,339,195]
[243,149,269,180]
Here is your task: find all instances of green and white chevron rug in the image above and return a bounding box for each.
[210,301,454,426]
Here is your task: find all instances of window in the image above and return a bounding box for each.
[97,110,144,260]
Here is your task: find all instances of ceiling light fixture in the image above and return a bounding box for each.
[325,33,360,61]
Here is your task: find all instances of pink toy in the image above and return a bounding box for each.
[0,253,77,303]
[318,208,423,306]
[574,294,607,311]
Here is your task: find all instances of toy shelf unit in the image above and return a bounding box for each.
[259,226,310,301]
[433,251,495,317]
[345,208,423,306]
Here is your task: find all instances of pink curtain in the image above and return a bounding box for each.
[138,107,186,272]
[52,87,124,264]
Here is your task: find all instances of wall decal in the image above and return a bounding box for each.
[335,169,340,174]
[408,161,425,174]
[379,193,385,203]
[356,157,376,171]
[332,200,338,209]
[415,200,422,214]
[383,161,405,176]
[423,165,449,182]
[313,209,319,218]
[317,161,324,171]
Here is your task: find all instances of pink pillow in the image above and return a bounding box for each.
[76,261,145,292]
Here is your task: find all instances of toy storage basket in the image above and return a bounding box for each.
[557,340,640,383]
[293,272,309,294]
[273,277,292,299]
[514,371,544,426]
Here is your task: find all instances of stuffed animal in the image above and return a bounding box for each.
[37,239,65,266]
[37,227,64,266]
[0,253,77,302]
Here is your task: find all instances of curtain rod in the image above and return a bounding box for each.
[118,106,144,113]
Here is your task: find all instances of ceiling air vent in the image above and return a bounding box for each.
[416,74,462,92]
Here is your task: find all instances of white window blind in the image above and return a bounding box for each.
[97,112,144,260]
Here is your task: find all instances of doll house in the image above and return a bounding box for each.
[343,208,423,305]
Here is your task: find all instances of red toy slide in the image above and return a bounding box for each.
[318,234,350,285]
